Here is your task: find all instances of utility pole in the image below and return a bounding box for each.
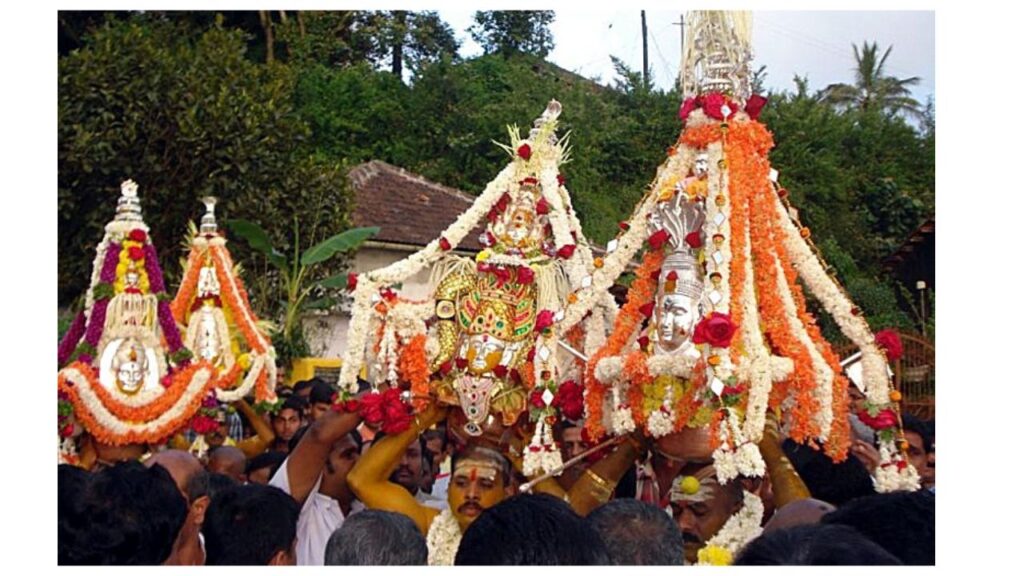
[674,13,685,91]
[639,11,648,89]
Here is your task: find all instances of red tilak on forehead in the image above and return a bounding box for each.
[469,468,478,482]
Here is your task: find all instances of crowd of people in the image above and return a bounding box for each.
[57,377,935,566]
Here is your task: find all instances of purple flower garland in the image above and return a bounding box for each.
[58,311,86,367]
[74,242,123,365]
[143,242,166,294]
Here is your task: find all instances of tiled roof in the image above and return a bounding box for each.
[348,160,485,251]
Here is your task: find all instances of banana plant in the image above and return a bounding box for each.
[225,217,379,346]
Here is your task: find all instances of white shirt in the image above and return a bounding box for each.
[269,458,363,566]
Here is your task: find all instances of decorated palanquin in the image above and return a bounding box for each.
[170,197,277,406]
[339,101,616,474]
[57,181,215,463]
[546,10,920,498]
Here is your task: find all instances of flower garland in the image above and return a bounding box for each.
[399,334,431,411]
[426,508,462,566]
[58,311,87,368]
[697,491,764,566]
[872,439,922,492]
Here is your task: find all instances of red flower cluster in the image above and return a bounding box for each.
[745,94,768,120]
[648,229,672,251]
[128,229,147,243]
[856,408,898,430]
[678,92,767,124]
[535,309,555,333]
[127,246,145,261]
[330,392,360,413]
[637,335,651,350]
[529,388,547,409]
[439,237,452,251]
[552,380,584,421]
[557,244,576,260]
[517,266,535,286]
[557,174,566,186]
[359,388,413,435]
[684,231,703,249]
[536,197,551,215]
[874,329,904,362]
[692,312,737,348]
[347,273,359,292]
[190,414,220,435]
[639,301,655,319]
[517,144,532,160]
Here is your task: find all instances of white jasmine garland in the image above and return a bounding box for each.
[594,356,624,385]
[713,408,765,483]
[773,197,889,406]
[703,142,731,315]
[426,508,462,566]
[610,383,636,435]
[736,207,771,443]
[697,491,765,565]
[873,440,922,492]
[215,353,268,403]
[647,351,699,378]
[646,382,676,437]
[59,364,214,439]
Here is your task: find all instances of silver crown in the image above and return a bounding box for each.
[680,11,754,102]
[200,196,219,234]
[114,179,143,222]
[660,252,705,300]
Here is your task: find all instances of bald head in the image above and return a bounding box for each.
[208,446,247,483]
[763,498,836,533]
[146,450,203,497]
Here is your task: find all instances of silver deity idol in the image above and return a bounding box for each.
[648,184,706,356]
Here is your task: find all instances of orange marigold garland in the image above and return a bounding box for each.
[171,249,203,322]
[584,250,666,439]
[399,334,431,411]
[623,351,653,422]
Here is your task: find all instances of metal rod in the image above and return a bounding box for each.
[557,340,589,363]
[518,435,624,493]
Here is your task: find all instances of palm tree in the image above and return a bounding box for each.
[820,42,923,119]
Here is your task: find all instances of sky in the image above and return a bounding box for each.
[438,9,935,106]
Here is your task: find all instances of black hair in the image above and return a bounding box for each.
[900,413,934,453]
[202,484,300,565]
[186,470,239,503]
[422,425,449,454]
[292,377,321,393]
[451,444,512,486]
[821,490,935,565]
[276,395,308,418]
[782,439,874,506]
[57,464,90,562]
[734,523,903,565]
[586,498,684,565]
[58,461,187,565]
[309,379,336,405]
[455,493,609,565]
[245,451,287,477]
[325,510,427,565]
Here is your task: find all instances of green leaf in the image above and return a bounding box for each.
[300,226,379,266]
[317,273,351,289]
[224,219,288,271]
[303,296,338,310]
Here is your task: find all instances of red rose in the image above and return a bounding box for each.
[557,244,576,260]
[521,176,538,185]
[692,312,738,348]
[492,365,508,379]
[679,97,698,123]
[557,174,566,186]
[127,246,145,261]
[493,266,512,285]
[517,143,532,160]
[745,94,768,120]
[496,193,511,213]
[517,266,535,286]
[702,92,728,120]
[535,309,555,333]
[487,207,500,222]
[347,273,359,292]
[874,329,904,362]
[382,410,413,435]
[552,380,584,421]
[439,237,452,251]
[637,335,650,350]
[639,302,655,318]
[648,229,672,251]
[722,385,745,396]
[536,197,551,215]
[667,271,678,281]
[684,231,703,249]
[529,389,547,409]
[455,357,468,370]
[128,229,147,242]
[60,423,74,438]
[618,221,630,231]
[359,393,386,425]
[344,400,360,413]
[857,408,898,430]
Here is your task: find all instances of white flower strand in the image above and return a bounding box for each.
[735,205,771,444]
[873,440,922,492]
[713,408,765,483]
[698,491,765,565]
[425,508,462,566]
[703,142,731,315]
[773,197,889,406]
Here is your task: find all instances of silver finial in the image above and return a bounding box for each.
[680,11,754,103]
[200,196,219,234]
[115,179,143,222]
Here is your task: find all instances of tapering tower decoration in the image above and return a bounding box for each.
[57,181,215,462]
[170,197,278,408]
[338,102,613,475]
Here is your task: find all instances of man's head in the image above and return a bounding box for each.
[448,445,514,532]
[145,450,205,564]
[734,523,902,565]
[292,378,317,402]
[272,396,307,443]
[455,493,609,565]
[245,451,287,485]
[145,450,203,498]
[58,461,187,565]
[203,484,300,565]
[587,498,685,565]
[763,498,836,533]
[783,439,874,506]
[325,510,427,565]
[554,420,587,487]
[322,431,363,503]
[203,409,231,448]
[668,465,744,564]
[900,414,934,489]
[207,446,247,483]
[422,427,449,476]
[309,379,336,422]
[821,490,935,565]
[388,435,425,495]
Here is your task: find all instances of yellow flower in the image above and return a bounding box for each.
[237,353,252,370]
[475,249,492,263]
[686,179,708,199]
[698,545,733,566]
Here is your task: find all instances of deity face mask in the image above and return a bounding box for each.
[656,293,701,353]
[465,334,506,376]
[114,339,149,395]
[694,152,709,177]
